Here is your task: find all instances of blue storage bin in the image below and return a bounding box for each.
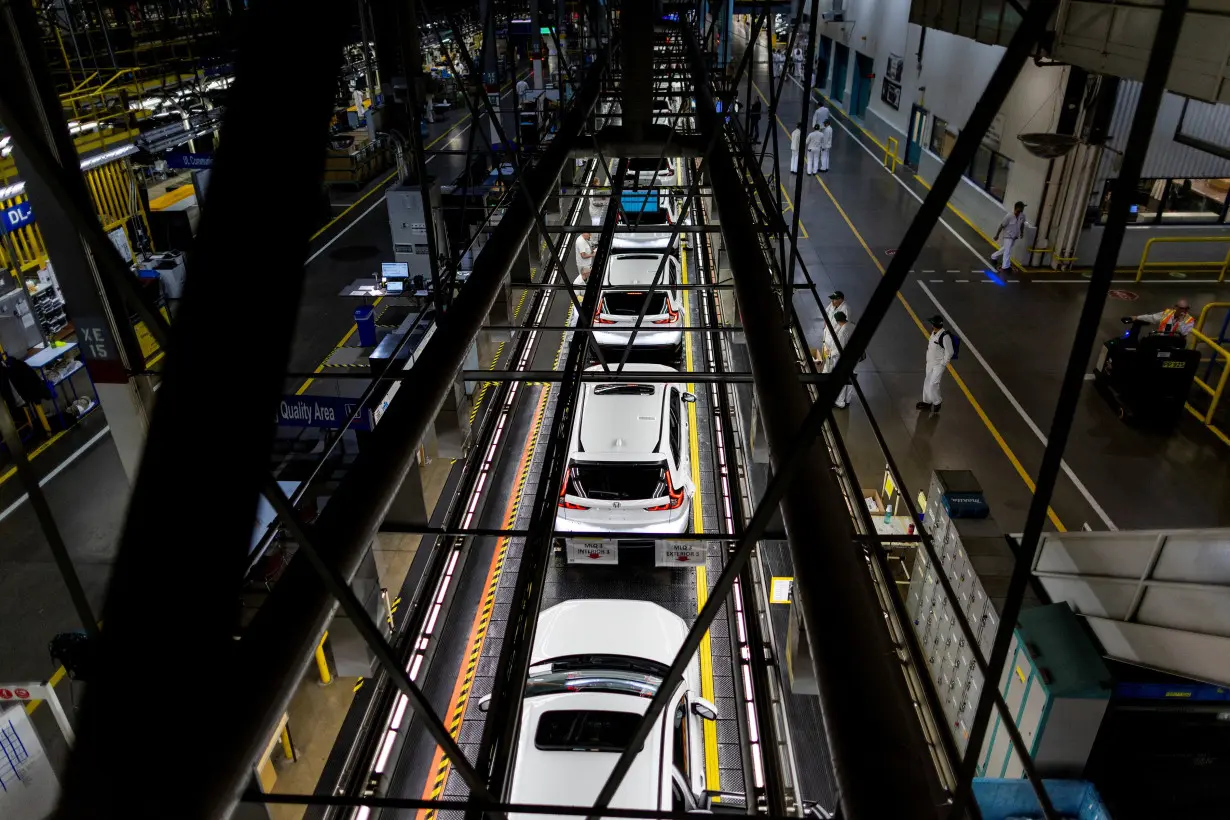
[354,306,377,347]
[972,778,1111,820]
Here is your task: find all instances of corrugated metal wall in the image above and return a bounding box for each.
[1105,81,1230,179]
[1175,97,1230,160]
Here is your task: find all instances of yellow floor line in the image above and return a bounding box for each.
[777,183,809,239]
[682,233,721,792]
[758,107,1067,532]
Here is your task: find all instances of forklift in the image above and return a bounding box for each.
[1093,317,1200,428]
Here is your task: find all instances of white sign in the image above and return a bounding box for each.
[0,705,61,819]
[566,538,618,565]
[654,541,705,567]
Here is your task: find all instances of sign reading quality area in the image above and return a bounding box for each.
[277,395,372,431]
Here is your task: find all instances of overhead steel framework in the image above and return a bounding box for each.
[0,0,1191,818]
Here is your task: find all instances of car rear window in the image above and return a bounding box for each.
[601,292,669,316]
[568,462,666,500]
[535,710,643,751]
[628,157,672,173]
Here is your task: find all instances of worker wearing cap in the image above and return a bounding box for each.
[827,311,856,409]
[822,291,849,359]
[1133,298,1195,338]
[917,315,954,412]
[991,201,1027,272]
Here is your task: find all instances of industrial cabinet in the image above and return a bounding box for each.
[908,471,1108,778]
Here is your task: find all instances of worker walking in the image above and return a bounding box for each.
[748,98,762,143]
[805,124,824,174]
[575,232,596,282]
[826,311,856,409]
[917,315,954,412]
[516,78,530,105]
[818,119,833,172]
[792,46,805,78]
[790,123,802,174]
[991,201,1027,272]
[1133,298,1195,337]
[772,50,785,79]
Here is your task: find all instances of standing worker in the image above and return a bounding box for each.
[516,77,530,105]
[991,201,1027,272]
[792,45,805,78]
[917,315,954,413]
[824,291,851,332]
[589,186,609,227]
[818,118,833,172]
[575,232,596,282]
[826,311,856,409]
[790,122,802,174]
[805,123,824,175]
[772,49,785,79]
[1132,298,1196,337]
[811,104,830,130]
[748,98,763,143]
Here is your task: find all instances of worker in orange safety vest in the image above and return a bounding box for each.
[1132,298,1195,338]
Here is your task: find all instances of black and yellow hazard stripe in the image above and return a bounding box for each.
[468,342,506,424]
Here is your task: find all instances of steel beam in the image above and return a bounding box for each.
[681,24,945,820]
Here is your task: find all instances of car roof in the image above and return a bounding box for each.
[509,691,663,816]
[533,598,689,667]
[577,364,677,455]
[605,254,673,287]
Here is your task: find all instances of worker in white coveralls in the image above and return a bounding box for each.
[805,124,824,174]
[917,315,954,413]
[826,311,856,409]
[790,123,802,174]
[818,119,833,172]
[792,46,804,78]
[772,49,785,79]
[991,201,1027,272]
[812,105,830,130]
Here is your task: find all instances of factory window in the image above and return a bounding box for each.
[965,145,1012,203]
[929,117,956,159]
[1100,178,1230,225]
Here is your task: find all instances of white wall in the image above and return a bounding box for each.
[816,1,1069,251]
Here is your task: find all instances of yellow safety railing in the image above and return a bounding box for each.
[883,136,900,173]
[1134,236,1230,282]
[1185,328,1230,448]
[1195,301,1230,337]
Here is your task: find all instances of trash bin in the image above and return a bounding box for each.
[354,306,377,347]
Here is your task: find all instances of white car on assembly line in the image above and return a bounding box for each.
[627,156,676,188]
[493,599,720,817]
[556,364,700,566]
[591,252,684,358]
[613,191,680,250]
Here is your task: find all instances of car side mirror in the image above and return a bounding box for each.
[478,693,492,713]
[682,392,697,404]
[691,696,719,721]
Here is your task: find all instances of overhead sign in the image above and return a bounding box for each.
[0,200,34,235]
[165,152,213,169]
[277,395,372,431]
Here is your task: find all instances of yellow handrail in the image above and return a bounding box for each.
[1134,235,1230,282]
[1185,328,1230,448]
[883,136,899,173]
[1195,301,1230,336]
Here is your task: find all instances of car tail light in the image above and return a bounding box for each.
[653,301,680,324]
[646,469,685,511]
[593,302,615,325]
[558,469,590,510]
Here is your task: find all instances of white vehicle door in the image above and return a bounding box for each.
[667,387,692,495]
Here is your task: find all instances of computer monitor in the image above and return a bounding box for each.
[385,280,405,294]
[381,261,409,280]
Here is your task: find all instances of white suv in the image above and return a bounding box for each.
[498,599,719,817]
[613,191,680,250]
[556,364,699,566]
[627,156,675,188]
[591,252,684,358]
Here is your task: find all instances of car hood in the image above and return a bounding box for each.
[532,600,688,668]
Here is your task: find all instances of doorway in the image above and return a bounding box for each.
[831,42,849,103]
[816,36,832,88]
[851,51,874,117]
[906,104,928,168]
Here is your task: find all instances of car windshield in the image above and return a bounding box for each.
[601,292,669,316]
[593,384,656,396]
[567,462,667,500]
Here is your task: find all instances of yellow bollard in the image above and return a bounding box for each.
[315,632,333,685]
[280,726,294,760]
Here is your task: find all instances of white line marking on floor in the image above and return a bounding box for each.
[947,270,960,273]
[930,279,943,283]
[918,281,1118,531]
[955,279,969,283]
[0,426,112,524]
[922,269,934,273]
[982,279,995,283]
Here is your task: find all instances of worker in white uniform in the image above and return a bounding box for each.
[790,123,802,174]
[575,232,596,282]
[826,311,856,409]
[1132,298,1196,337]
[589,187,609,227]
[804,124,824,174]
[991,201,1027,272]
[917,315,954,413]
[792,46,805,78]
[516,78,530,104]
[822,291,850,350]
[811,105,830,130]
[772,50,785,79]
[818,119,833,172]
